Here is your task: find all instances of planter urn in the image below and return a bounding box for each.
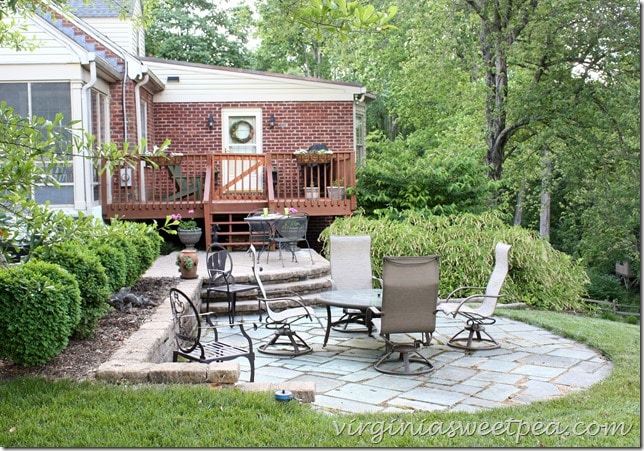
[177,228,202,249]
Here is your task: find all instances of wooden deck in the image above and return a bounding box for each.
[102,152,357,247]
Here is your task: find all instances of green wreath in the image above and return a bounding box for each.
[230,120,255,144]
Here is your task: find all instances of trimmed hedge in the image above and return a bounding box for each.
[320,211,590,311]
[32,242,111,338]
[0,261,81,365]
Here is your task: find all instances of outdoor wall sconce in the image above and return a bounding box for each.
[268,114,276,129]
[207,114,214,129]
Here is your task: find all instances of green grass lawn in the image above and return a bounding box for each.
[0,310,639,447]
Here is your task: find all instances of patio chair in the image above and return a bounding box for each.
[272,212,313,267]
[246,209,272,263]
[249,245,322,356]
[329,235,382,332]
[437,242,512,351]
[204,243,258,323]
[169,287,255,382]
[366,255,440,375]
[165,165,203,201]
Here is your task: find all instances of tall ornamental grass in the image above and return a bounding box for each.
[320,211,589,311]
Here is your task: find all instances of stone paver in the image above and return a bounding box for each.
[235,307,613,414]
[127,250,614,415]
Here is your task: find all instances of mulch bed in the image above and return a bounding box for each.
[0,277,180,382]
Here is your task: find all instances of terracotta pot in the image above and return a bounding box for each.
[177,228,202,249]
[177,249,199,279]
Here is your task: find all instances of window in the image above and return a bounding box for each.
[90,89,109,204]
[355,111,366,166]
[0,82,73,205]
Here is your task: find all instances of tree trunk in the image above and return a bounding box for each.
[465,0,538,181]
[514,179,526,226]
[539,146,552,239]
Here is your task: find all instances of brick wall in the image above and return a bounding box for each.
[151,101,355,154]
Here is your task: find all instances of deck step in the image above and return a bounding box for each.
[200,252,331,314]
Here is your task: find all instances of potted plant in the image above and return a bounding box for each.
[304,183,319,200]
[293,147,333,164]
[171,209,202,249]
[326,179,345,200]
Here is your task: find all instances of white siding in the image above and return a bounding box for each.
[82,18,144,56]
[144,61,365,103]
[0,17,86,65]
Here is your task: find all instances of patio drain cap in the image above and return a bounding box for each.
[274,389,293,402]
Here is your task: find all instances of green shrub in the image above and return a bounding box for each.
[101,219,162,286]
[33,242,111,338]
[90,243,128,292]
[0,261,81,365]
[320,211,589,311]
[586,268,627,302]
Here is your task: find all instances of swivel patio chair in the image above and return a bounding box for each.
[272,212,313,267]
[329,235,382,332]
[366,255,440,375]
[437,242,512,351]
[248,245,322,356]
[204,243,258,323]
[170,287,255,382]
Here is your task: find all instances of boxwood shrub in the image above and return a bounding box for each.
[90,243,128,293]
[33,241,111,338]
[0,261,81,365]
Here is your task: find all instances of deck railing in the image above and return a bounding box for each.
[103,151,355,219]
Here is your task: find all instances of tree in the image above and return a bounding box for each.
[145,0,252,67]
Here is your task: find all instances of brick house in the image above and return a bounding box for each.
[0,0,369,249]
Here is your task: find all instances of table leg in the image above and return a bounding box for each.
[323,304,332,347]
[228,293,235,324]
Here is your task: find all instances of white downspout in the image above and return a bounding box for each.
[134,70,150,201]
[80,53,97,214]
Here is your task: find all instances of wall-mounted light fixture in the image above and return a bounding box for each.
[207,114,214,130]
[268,114,276,129]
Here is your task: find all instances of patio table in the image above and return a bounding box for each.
[244,213,283,261]
[318,289,382,346]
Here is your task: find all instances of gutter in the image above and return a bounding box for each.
[80,53,97,211]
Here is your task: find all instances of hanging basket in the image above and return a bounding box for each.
[294,153,333,164]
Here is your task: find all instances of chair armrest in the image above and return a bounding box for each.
[365,306,381,323]
[440,286,487,302]
[372,276,383,288]
[440,293,506,316]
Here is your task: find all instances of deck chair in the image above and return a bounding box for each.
[169,287,255,382]
[366,255,440,375]
[246,209,272,263]
[437,242,512,351]
[165,165,203,201]
[272,212,313,267]
[248,245,322,356]
[204,243,258,323]
[329,235,382,332]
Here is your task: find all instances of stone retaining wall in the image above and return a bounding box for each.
[95,278,242,384]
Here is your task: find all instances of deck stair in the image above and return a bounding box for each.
[200,248,331,316]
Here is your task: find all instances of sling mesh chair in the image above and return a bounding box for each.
[437,242,512,351]
[366,255,440,375]
[170,287,255,382]
[329,235,382,332]
[248,245,322,356]
[272,212,313,267]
